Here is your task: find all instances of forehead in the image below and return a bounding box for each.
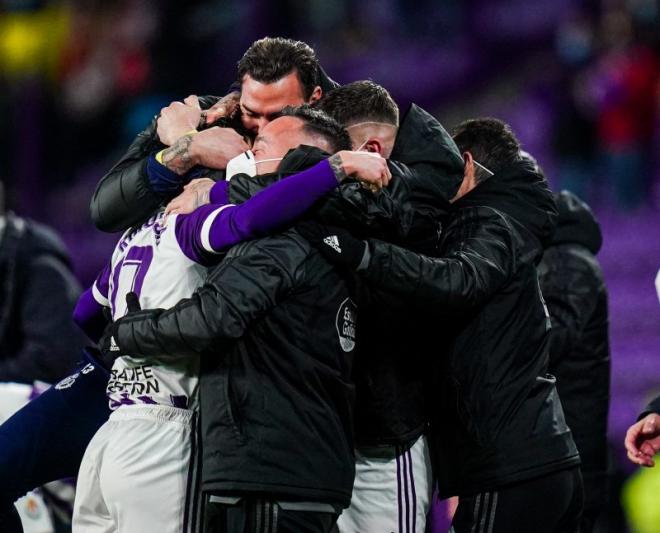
[239,72,306,115]
[259,116,305,138]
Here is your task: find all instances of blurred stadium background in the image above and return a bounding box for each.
[0,0,659,531]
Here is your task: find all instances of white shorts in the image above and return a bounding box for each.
[337,434,432,533]
[73,404,197,533]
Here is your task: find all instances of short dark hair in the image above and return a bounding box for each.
[237,37,320,100]
[452,118,521,182]
[279,105,352,153]
[316,80,399,127]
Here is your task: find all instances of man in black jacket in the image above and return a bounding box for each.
[538,189,611,532]
[0,180,83,384]
[303,118,583,532]
[91,36,337,232]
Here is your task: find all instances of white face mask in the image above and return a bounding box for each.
[225,150,284,180]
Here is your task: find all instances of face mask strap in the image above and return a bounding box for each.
[473,160,494,177]
[347,122,397,153]
[354,139,369,152]
[254,157,284,165]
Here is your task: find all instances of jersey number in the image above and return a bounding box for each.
[110,246,153,317]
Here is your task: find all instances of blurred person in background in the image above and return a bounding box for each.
[587,6,659,209]
[553,8,599,203]
[0,179,83,384]
[0,177,85,533]
[538,189,611,532]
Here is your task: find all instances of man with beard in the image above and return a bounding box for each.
[91,36,335,233]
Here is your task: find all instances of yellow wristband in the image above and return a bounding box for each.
[155,148,166,165]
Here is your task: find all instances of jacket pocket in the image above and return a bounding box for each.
[221,370,246,444]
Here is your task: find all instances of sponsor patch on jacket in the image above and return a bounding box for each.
[336,298,357,352]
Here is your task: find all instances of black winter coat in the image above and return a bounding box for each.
[359,160,581,497]
[538,190,610,511]
[115,229,357,506]
[0,214,83,383]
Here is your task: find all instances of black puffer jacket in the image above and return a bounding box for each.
[115,229,357,507]
[0,214,83,383]
[359,159,580,496]
[538,190,610,511]
[229,104,464,445]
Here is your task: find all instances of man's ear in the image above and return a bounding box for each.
[362,139,383,156]
[463,151,475,179]
[308,86,322,104]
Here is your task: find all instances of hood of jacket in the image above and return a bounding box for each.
[2,213,72,267]
[391,103,464,203]
[549,190,602,254]
[454,158,558,260]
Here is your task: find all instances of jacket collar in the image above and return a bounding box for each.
[454,158,558,253]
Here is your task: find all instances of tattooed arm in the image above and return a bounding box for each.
[329,151,391,189]
[160,133,197,175]
[159,127,249,175]
[90,95,234,232]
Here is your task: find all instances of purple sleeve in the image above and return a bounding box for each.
[175,159,338,264]
[209,180,230,205]
[72,287,108,342]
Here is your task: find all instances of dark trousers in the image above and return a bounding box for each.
[451,467,584,533]
[0,358,110,532]
[204,496,339,533]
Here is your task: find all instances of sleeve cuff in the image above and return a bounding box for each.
[210,181,230,205]
[92,281,110,307]
[146,154,184,195]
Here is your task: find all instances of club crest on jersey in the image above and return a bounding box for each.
[335,298,357,352]
[56,372,79,390]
